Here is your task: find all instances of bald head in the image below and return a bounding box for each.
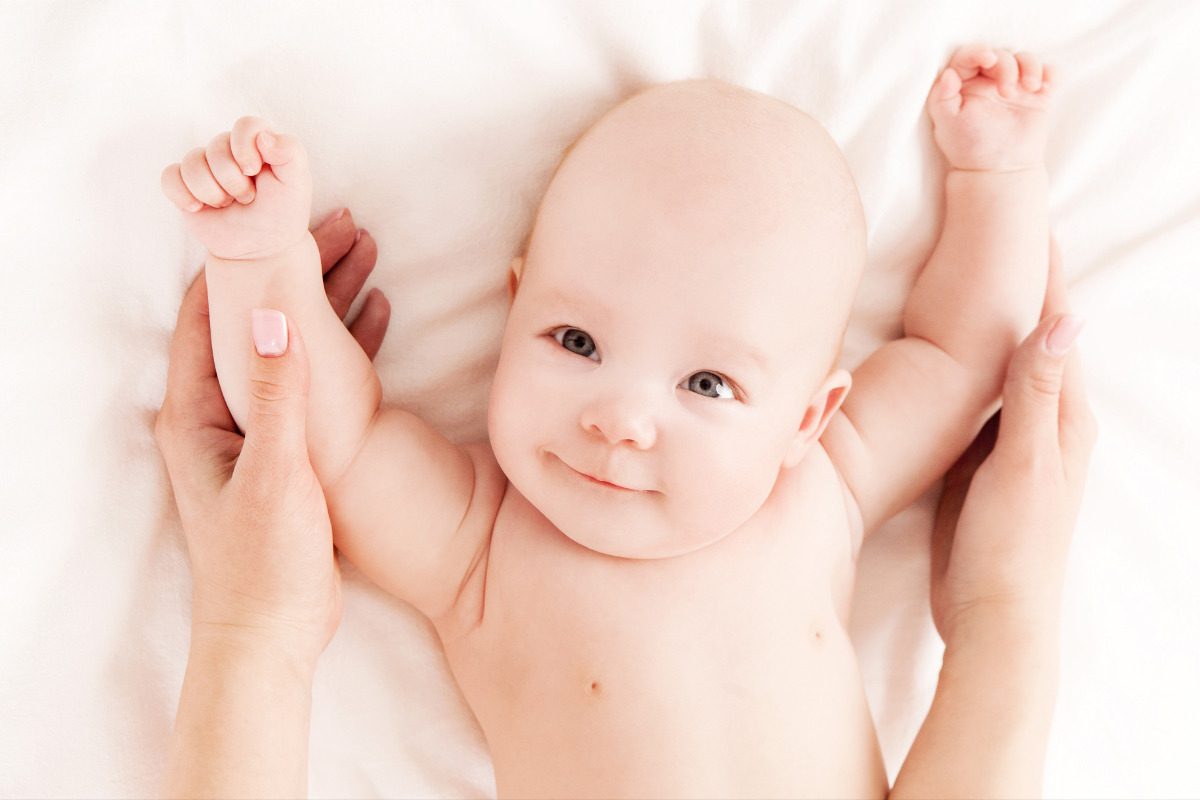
[522,80,867,384]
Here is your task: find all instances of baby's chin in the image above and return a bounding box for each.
[512,472,737,560]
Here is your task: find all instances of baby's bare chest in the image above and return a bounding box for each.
[438,469,885,797]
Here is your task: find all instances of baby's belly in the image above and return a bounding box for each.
[462,619,886,799]
[443,540,886,797]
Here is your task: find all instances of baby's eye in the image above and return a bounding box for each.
[684,371,734,399]
[553,327,600,361]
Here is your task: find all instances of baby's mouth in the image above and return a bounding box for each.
[553,453,644,493]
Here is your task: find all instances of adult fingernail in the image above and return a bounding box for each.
[1046,314,1085,356]
[251,308,288,357]
[319,208,345,228]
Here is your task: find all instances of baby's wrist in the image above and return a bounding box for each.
[947,163,1047,180]
[207,233,317,273]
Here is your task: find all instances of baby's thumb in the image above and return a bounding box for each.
[996,313,1085,451]
[241,309,310,472]
[255,130,307,187]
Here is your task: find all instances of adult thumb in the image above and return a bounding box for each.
[241,308,310,471]
[996,313,1085,453]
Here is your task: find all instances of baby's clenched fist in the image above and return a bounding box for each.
[927,45,1055,173]
[161,117,313,261]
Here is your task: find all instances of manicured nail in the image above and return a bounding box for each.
[251,308,288,357]
[320,208,345,228]
[1046,314,1085,356]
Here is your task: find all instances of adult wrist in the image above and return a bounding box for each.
[189,618,324,681]
[942,603,1062,696]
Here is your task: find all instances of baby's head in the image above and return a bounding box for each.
[489,80,866,558]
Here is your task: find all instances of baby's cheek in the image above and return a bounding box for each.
[673,435,776,534]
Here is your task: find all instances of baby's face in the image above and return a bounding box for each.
[488,81,864,558]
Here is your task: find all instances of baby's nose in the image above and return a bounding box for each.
[579,388,658,449]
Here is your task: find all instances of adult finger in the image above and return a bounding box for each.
[236,310,311,485]
[995,313,1085,459]
[348,288,392,362]
[313,208,357,274]
[1058,344,1098,477]
[932,410,999,582]
[1040,235,1070,321]
[323,231,379,320]
[158,272,237,436]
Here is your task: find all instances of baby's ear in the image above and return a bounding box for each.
[784,369,852,468]
[508,256,525,302]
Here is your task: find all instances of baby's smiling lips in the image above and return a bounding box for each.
[555,454,644,493]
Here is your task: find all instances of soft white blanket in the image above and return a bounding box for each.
[2,1,1198,797]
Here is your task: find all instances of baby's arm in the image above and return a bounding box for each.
[824,46,1054,536]
[162,119,491,620]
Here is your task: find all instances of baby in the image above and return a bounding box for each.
[163,45,1052,798]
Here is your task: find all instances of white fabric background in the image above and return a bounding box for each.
[1,1,1198,797]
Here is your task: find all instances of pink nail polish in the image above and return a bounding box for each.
[251,309,288,357]
[1046,314,1085,356]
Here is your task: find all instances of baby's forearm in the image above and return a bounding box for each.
[890,622,1059,799]
[905,168,1048,386]
[206,234,381,484]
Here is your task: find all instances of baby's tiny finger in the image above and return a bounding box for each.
[1041,64,1059,95]
[927,68,963,118]
[230,115,272,176]
[949,44,997,80]
[161,163,203,212]
[206,132,256,204]
[985,49,1019,97]
[180,147,232,208]
[1014,51,1042,92]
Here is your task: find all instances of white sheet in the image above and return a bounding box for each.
[2,1,1198,797]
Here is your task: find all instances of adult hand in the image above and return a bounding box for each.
[160,211,388,799]
[156,209,389,665]
[930,238,1098,644]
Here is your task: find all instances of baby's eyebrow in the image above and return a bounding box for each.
[701,336,770,377]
